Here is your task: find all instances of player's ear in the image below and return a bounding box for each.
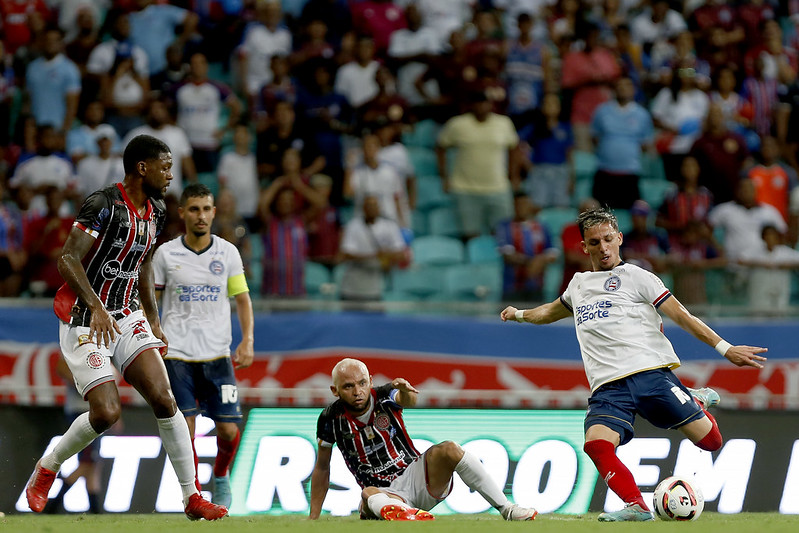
[178,206,185,220]
[617,231,624,246]
[581,240,588,254]
[330,385,339,398]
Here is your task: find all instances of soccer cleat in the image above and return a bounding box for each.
[380,504,434,521]
[502,503,538,521]
[689,387,720,410]
[598,503,655,522]
[184,493,228,521]
[26,460,57,513]
[212,475,232,508]
[413,509,435,520]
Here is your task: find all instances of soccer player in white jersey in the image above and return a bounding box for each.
[153,183,254,508]
[500,208,768,522]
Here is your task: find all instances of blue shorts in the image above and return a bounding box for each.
[585,368,705,446]
[164,358,242,422]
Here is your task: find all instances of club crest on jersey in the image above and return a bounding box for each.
[604,275,621,292]
[374,414,391,431]
[209,260,225,275]
[86,350,106,369]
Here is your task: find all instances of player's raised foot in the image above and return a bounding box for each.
[598,503,654,522]
[184,493,228,521]
[689,387,720,410]
[212,475,232,508]
[380,504,434,521]
[502,503,538,521]
[26,460,57,513]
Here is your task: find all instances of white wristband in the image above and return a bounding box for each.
[515,309,526,323]
[715,340,732,356]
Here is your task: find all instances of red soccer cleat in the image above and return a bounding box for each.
[380,504,435,521]
[26,460,57,513]
[184,493,228,521]
[413,509,436,520]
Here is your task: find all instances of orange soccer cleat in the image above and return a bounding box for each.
[381,504,436,521]
[184,493,228,521]
[26,460,57,513]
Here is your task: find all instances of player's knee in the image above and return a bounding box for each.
[89,401,121,432]
[147,388,178,418]
[431,440,464,466]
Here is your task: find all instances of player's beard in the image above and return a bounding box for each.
[143,180,166,200]
[192,228,208,238]
[346,395,371,416]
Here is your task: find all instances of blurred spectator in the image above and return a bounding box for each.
[778,68,799,175]
[211,188,251,271]
[414,29,474,121]
[23,186,71,296]
[338,194,407,302]
[0,0,50,56]
[57,0,107,42]
[299,0,352,48]
[612,24,645,100]
[743,19,797,82]
[650,64,709,180]
[559,196,600,294]
[217,123,259,228]
[387,3,442,108]
[560,23,621,152]
[411,0,473,48]
[305,173,340,267]
[150,42,189,98]
[737,0,777,47]
[496,192,559,301]
[237,0,292,98]
[590,76,653,209]
[0,41,17,148]
[25,26,81,133]
[359,66,409,128]
[334,36,379,110]
[689,0,745,65]
[74,125,124,200]
[630,0,687,56]
[519,92,574,208]
[464,9,505,65]
[668,219,724,306]
[375,120,415,232]
[253,55,297,131]
[436,91,519,240]
[66,101,121,166]
[493,0,552,40]
[650,31,711,92]
[739,225,799,313]
[656,155,714,239]
[708,178,785,262]
[99,45,149,139]
[85,11,149,92]
[621,199,671,273]
[351,0,406,56]
[0,178,26,296]
[689,103,750,204]
[174,52,241,173]
[505,12,551,126]
[747,135,798,224]
[345,133,406,228]
[256,99,326,179]
[549,0,586,47]
[64,6,101,83]
[741,56,780,138]
[128,0,198,77]
[290,19,335,77]
[710,64,753,135]
[122,99,196,197]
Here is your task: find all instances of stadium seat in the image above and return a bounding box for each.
[412,235,465,266]
[543,261,564,302]
[443,263,502,302]
[338,205,355,225]
[415,175,452,212]
[305,261,335,299]
[427,206,461,238]
[573,177,594,204]
[639,179,676,211]
[390,265,446,299]
[466,235,501,264]
[402,119,439,148]
[538,207,578,245]
[614,209,632,234]
[407,146,439,176]
[248,260,262,297]
[248,233,263,262]
[641,153,667,181]
[573,150,598,182]
[197,172,219,197]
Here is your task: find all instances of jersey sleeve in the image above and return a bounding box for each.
[633,266,672,308]
[74,189,113,238]
[316,407,335,448]
[152,244,167,290]
[375,383,402,410]
[560,275,575,313]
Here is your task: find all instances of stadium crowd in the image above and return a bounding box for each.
[1,0,799,311]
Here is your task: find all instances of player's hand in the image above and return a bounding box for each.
[151,323,169,357]
[724,345,768,369]
[89,307,122,348]
[233,340,254,369]
[500,306,519,322]
[391,378,418,394]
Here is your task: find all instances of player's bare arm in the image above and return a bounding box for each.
[58,227,121,347]
[501,299,572,325]
[391,378,419,407]
[233,292,254,369]
[658,297,767,369]
[139,248,168,351]
[309,444,333,519]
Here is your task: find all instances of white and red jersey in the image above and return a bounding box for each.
[54,183,166,327]
[560,262,680,392]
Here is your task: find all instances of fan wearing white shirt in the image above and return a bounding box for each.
[75,128,125,200]
[345,134,406,228]
[501,208,767,522]
[334,36,380,109]
[217,124,259,224]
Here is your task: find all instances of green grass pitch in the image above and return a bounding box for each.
[2,513,798,533]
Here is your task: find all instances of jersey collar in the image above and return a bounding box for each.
[181,235,214,255]
[116,183,153,220]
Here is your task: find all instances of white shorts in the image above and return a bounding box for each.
[385,453,453,511]
[59,310,164,398]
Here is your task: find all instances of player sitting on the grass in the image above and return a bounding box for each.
[308,358,537,521]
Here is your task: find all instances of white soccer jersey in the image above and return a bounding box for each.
[561,262,681,392]
[153,235,248,362]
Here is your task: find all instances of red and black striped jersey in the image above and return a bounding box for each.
[54,183,166,327]
[317,384,420,489]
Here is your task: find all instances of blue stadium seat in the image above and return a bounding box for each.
[614,209,632,234]
[305,261,334,299]
[338,205,355,225]
[538,207,578,245]
[573,177,594,204]
[415,175,452,212]
[543,261,564,302]
[641,153,667,181]
[412,235,465,266]
[466,235,501,264]
[390,266,446,299]
[427,206,461,238]
[402,119,440,148]
[407,146,439,176]
[197,172,219,197]
[639,179,677,211]
[248,233,263,262]
[411,209,428,237]
[573,150,598,182]
[443,263,502,302]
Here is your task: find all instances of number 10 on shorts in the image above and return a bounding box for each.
[221,384,238,404]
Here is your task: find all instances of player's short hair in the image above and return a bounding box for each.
[180,183,214,206]
[577,207,619,238]
[331,358,369,388]
[123,135,171,174]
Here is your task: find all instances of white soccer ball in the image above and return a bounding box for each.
[653,476,704,521]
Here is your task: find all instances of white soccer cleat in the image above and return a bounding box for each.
[598,503,654,522]
[502,503,538,521]
[689,387,720,409]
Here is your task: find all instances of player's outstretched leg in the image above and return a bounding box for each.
[688,387,720,410]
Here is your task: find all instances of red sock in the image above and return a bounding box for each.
[584,440,648,510]
[214,429,241,477]
[696,409,723,451]
[190,437,202,492]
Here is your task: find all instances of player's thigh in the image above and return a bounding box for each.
[59,322,116,398]
[585,380,637,446]
[197,358,243,423]
[634,369,704,430]
[387,456,449,512]
[112,310,167,377]
[164,358,201,417]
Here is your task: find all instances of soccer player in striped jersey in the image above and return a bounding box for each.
[309,358,537,521]
[25,135,227,520]
[501,207,768,522]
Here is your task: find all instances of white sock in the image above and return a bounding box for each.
[367,492,411,517]
[41,412,100,472]
[454,450,509,511]
[156,411,198,506]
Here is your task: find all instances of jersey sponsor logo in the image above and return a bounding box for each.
[91,207,110,231]
[111,239,147,252]
[176,284,222,301]
[358,450,406,474]
[374,414,391,431]
[209,260,225,275]
[86,350,106,369]
[604,275,621,292]
[169,251,187,256]
[575,300,613,325]
[102,260,138,280]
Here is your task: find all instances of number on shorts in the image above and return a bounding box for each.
[670,386,692,405]
[221,384,238,404]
